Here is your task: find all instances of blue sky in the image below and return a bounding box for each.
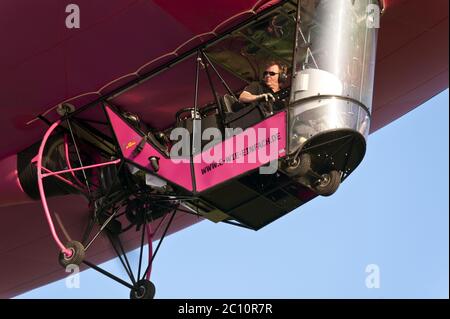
[17,89,449,299]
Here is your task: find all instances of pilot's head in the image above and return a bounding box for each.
[262,61,286,92]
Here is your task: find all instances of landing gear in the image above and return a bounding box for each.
[285,153,311,177]
[284,152,341,197]
[130,279,156,299]
[312,170,341,197]
[58,240,85,267]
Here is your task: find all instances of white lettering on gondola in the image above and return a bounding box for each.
[169,125,281,175]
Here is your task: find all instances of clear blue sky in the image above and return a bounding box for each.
[17,89,449,299]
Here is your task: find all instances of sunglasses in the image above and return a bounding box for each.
[263,71,279,77]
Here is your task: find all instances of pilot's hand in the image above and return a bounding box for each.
[256,93,275,102]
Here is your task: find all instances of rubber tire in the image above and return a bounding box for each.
[313,170,341,196]
[58,240,85,268]
[285,153,311,177]
[130,280,156,299]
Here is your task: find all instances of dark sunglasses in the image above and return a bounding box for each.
[263,71,279,77]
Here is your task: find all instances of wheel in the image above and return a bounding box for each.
[285,153,311,177]
[312,170,341,196]
[58,240,85,268]
[130,279,156,299]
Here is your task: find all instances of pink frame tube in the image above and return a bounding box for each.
[36,120,73,257]
[40,166,85,192]
[42,159,121,178]
[37,120,121,257]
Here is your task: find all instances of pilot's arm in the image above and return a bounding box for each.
[239,90,260,103]
[239,90,275,103]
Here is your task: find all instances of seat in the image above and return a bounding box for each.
[221,94,244,113]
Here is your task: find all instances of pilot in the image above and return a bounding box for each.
[239,61,288,114]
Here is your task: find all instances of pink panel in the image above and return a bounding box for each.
[194,111,287,192]
[106,106,193,191]
[107,106,287,193]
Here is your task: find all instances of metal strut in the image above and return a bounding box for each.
[137,222,147,280]
[192,50,202,155]
[200,50,226,126]
[201,50,238,99]
[107,232,137,286]
[66,118,92,196]
[83,260,134,290]
[141,209,177,281]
